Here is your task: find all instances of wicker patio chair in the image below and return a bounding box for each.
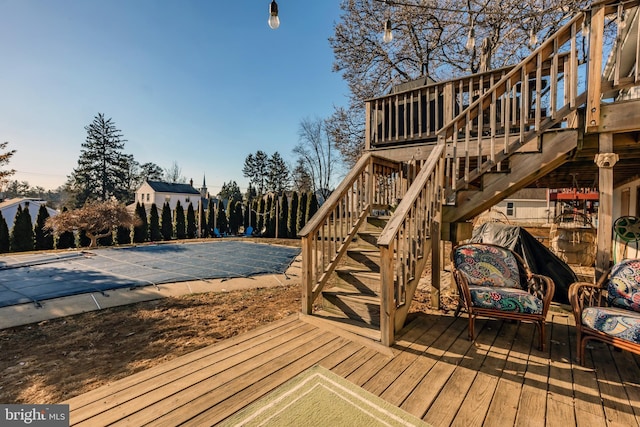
[569,258,640,365]
[452,243,555,350]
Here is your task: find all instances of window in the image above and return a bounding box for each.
[146,193,150,202]
[185,197,190,203]
[506,202,514,216]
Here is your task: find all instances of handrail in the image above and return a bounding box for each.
[376,143,445,344]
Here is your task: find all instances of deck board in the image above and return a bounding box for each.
[64,311,640,426]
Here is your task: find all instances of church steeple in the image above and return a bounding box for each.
[200,175,208,198]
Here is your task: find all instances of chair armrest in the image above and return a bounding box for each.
[527,273,555,316]
[568,281,607,325]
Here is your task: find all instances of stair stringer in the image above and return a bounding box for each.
[443,128,580,223]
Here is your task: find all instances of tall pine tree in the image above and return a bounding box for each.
[161,202,173,240]
[278,194,288,239]
[133,202,148,243]
[186,203,197,239]
[215,201,228,235]
[288,191,299,237]
[68,113,130,206]
[207,198,216,237]
[10,205,34,252]
[307,192,319,223]
[34,204,54,250]
[0,211,9,252]
[116,225,131,245]
[149,204,162,241]
[175,200,186,240]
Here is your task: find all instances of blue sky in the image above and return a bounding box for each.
[0,0,349,194]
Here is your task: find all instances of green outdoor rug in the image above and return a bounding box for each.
[220,365,430,426]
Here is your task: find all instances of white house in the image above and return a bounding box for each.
[0,198,58,230]
[135,180,202,212]
[489,188,551,226]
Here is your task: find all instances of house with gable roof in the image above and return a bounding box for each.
[135,180,201,212]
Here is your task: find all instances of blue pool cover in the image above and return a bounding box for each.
[0,241,300,308]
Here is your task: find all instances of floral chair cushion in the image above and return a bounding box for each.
[454,244,522,289]
[607,259,640,313]
[469,286,543,314]
[582,306,640,344]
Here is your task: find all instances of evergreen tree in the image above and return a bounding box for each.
[116,225,131,245]
[297,192,308,234]
[307,192,319,223]
[97,230,113,246]
[175,200,186,240]
[133,202,148,243]
[227,200,240,235]
[56,207,76,249]
[216,201,228,235]
[67,113,130,206]
[256,198,266,233]
[78,230,91,247]
[265,195,274,237]
[234,202,243,235]
[249,200,258,233]
[186,203,197,239]
[266,152,290,193]
[161,202,173,240]
[10,205,34,252]
[0,211,10,253]
[288,191,299,237]
[207,198,216,236]
[242,151,269,196]
[278,194,288,238]
[34,204,54,250]
[199,201,208,238]
[148,204,162,241]
[218,181,243,203]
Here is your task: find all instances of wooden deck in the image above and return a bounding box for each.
[65,309,640,426]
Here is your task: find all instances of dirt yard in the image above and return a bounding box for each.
[0,239,445,405]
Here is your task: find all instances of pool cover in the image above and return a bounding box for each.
[0,241,300,308]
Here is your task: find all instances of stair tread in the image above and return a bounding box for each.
[323,287,380,303]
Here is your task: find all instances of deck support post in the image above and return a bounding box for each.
[301,236,314,314]
[380,243,396,346]
[586,4,605,133]
[595,132,617,281]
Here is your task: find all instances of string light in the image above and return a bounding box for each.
[383,19,393,43]
[465,27,475,51]
[268,1,280,30]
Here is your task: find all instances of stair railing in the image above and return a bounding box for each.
[377,144,446,345]
[299,153,404,315]
[438,0,638,198]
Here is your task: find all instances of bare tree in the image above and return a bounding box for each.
[294,118,336,200]
[45,199,138,248]
[163,161,187,183]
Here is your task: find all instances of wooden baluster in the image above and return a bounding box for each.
[490,73,496,165]
[535,52,542,133]
[550,37,558,120]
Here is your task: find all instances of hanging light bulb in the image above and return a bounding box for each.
[465,27,475,52]
[383,19,393,43]
[528,28,538,48]
[581,18,590,38]
[268,1,280,30]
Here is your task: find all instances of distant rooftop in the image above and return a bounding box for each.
[145,181,200,195]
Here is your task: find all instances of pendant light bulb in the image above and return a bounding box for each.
[465,28,475,52]
[383,19,393,43]
[268,1,280,30]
